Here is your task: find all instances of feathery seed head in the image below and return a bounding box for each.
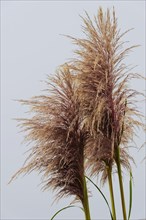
[11,7,145,195]
[67,7,145,181]
[11,64,86,202]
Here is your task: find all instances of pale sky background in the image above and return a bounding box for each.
[1,1,145,220]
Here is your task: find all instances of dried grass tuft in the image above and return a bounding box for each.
[67,7,145,182]
[10,64,87,202]
[11,7,145,201]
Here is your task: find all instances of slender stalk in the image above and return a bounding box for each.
[115,146,127,220]
[107,165,117,220]
[82,176,91,220]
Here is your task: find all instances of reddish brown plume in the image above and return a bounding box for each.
[67,7,145,182]
[10,65,87,202]
[10,7,145,200]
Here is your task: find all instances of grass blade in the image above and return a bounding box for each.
[50,205,84,220]
[85,176,113,220]
[128,171,133,220]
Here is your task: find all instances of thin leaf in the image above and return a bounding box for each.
[85,176,113,220]
[128,171,133,220]
[50,205,84,220]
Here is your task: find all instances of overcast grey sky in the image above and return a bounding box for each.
[1,1,145,219]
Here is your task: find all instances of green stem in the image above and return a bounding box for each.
[116,146,127,220]
[82,176,91,220]
[107,166,117,220]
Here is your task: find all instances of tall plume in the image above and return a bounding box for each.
[10,9,145,219]
[67,7,145,182]
[10,64,86,203]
